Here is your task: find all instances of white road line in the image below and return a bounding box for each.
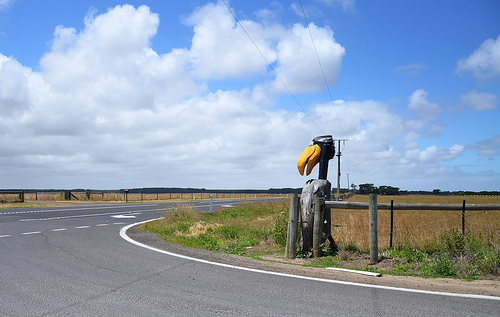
[120,219,500,301]
[326,267,382,277]
[20,211,148,222]
[4,221,126,238]
[0,204,157,216]
[111,215,137,219]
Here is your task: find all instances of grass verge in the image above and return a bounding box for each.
[139,200,290,257]
[140,199,499,280]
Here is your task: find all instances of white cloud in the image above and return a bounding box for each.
[455,34,500,79]
[395,62,426,76]
[407,89,440,115]
[406,144,465,164]
[460,90,498,111]
[467,135,500,157]
[184,1,345,94]
[317,0,355,11]
[0,0,16,10]
[0,55,33,115]
[270,22,344,94]
[406,89,444,138]
[0,3,495,191]
[184,2,288,80]
[254,2,285,22]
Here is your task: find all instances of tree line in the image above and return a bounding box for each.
[3,186,497,196]
[6,187,303,194]
[356,183,500,196]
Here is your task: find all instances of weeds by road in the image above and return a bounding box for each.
[140,198,499,281]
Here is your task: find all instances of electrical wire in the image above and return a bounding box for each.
[297,1,351,184]
[220,0,324,134]
[298,0,347,139]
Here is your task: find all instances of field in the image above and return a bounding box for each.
[332,195,500,251]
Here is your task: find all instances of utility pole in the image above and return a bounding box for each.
[334,139,348,197]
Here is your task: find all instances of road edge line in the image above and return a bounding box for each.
[120,218,499,301]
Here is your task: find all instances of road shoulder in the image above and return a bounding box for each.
[127,226,500,297]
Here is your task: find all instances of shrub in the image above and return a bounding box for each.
[430,254,456,277]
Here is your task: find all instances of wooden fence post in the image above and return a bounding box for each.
[285,194,299,259]
[369,193,378,264]
[313,197,325,258]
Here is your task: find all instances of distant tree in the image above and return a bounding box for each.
[432,189,441,196]
[378,185,400,195]
[351,183,357,192]
[378,185,388,195]
[358,183,376,195]
[386,186,400,195]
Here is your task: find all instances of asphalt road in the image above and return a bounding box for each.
[1,201,499,316]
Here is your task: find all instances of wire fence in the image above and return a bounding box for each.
[0,191,289,203]
[329,201,500,251]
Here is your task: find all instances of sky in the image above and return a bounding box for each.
[0,0,499,191]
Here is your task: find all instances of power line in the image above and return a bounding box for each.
[298,1,351,185]
[298,0,347,139]
[220,0,324,134]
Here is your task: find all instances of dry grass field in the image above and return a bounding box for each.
[332,195,500,251]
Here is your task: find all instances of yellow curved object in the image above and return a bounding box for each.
[297,144,321,176]
[305,145,321,176]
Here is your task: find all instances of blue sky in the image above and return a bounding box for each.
[0,0,499,191]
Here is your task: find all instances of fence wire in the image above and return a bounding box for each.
[330,208,500,251]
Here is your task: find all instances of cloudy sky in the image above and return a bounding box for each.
[0,0,499,191]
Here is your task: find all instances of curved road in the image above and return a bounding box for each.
[1,201,498,316]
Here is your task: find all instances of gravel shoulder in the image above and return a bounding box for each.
[127,226,500,298]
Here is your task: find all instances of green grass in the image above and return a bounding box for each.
[313,228,500,280]
[140,200,499,280]
[140,200,289,256]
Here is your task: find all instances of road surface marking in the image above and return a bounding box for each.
[0,204,156,216]
[20,210,148,222]
[21,231,42,235]
[121,219,500,302]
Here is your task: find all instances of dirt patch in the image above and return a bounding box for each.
[127,226,500,297]
[180,221,221,237]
